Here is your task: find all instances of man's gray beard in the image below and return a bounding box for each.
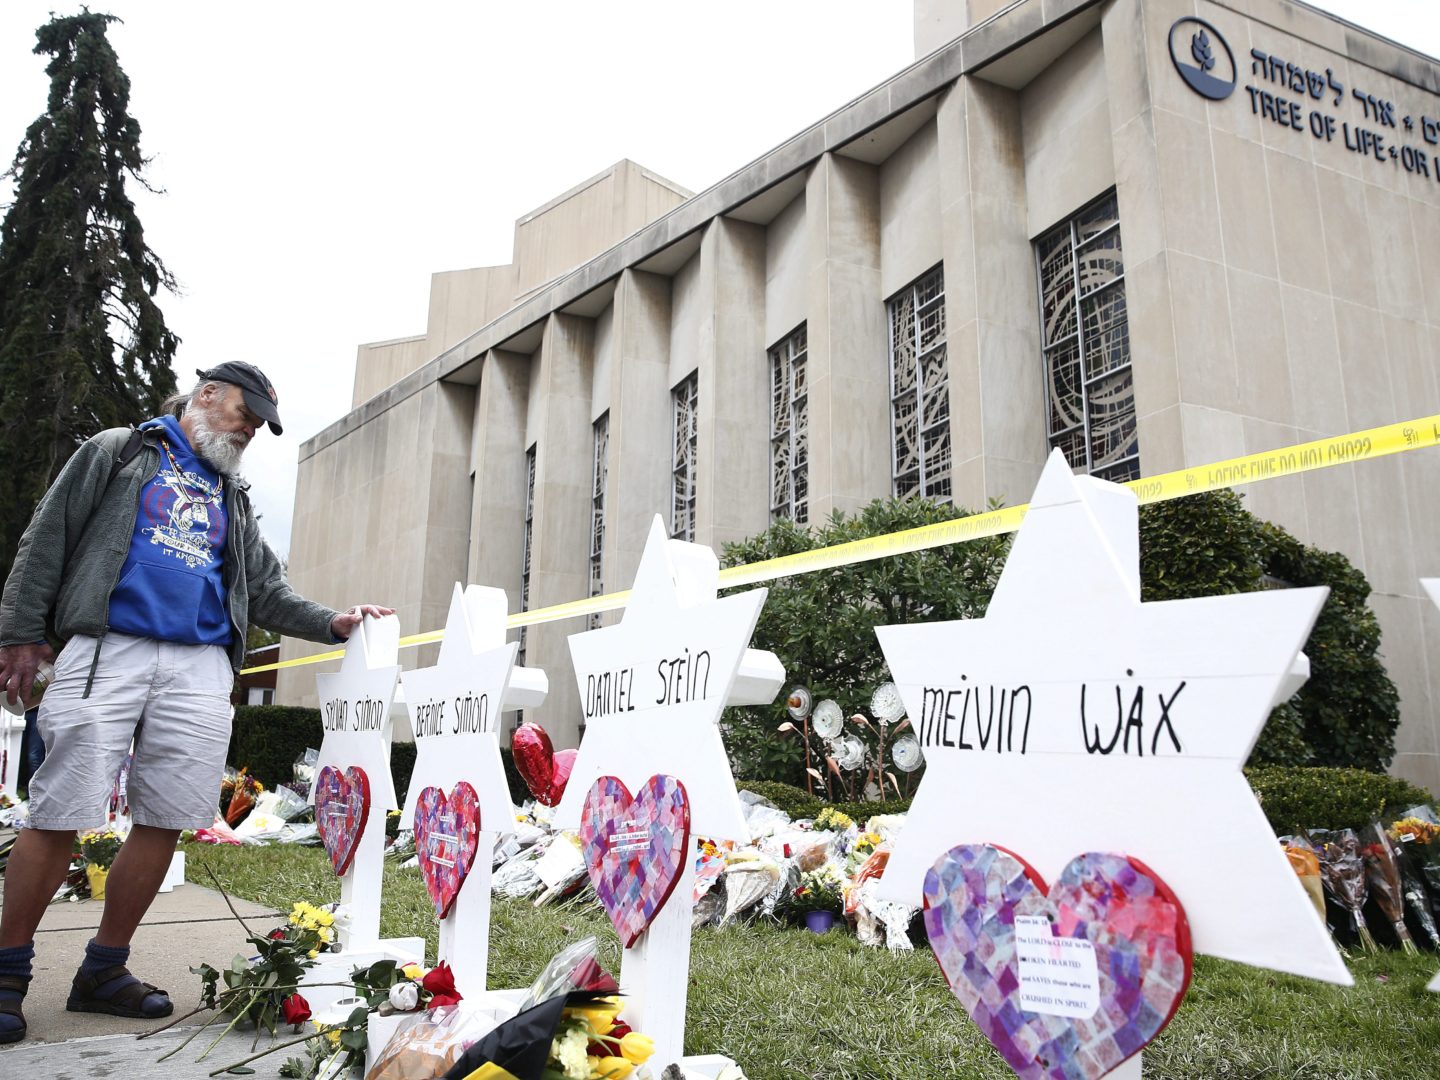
[188,409,249,475]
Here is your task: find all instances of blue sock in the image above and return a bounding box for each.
[80,939,169,1016]
[0,941,35,1036]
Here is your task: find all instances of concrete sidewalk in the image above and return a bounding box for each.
[0,832,286,1072]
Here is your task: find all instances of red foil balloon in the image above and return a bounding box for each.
[512,723,555,802]
[546,748,578,807]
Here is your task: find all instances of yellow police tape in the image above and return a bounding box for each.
[243,412,1440,676]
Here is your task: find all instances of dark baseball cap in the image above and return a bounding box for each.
[196,362,283,435]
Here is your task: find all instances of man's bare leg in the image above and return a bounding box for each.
[94,825,181,946]
[63,825,178,1018]
[0,827,76,1040]
[0,827,76,947]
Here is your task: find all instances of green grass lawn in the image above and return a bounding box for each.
[184,842,1440,1080]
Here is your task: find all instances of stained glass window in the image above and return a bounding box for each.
[1034,190,1138,482]
[589,413,608,630]
[671,373,698,541]
[768,325,809,523]
[888,265,950,500]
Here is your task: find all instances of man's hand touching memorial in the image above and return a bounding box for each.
[0,641,56,708]
[330,604,396,640]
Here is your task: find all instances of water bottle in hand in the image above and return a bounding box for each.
[2,660,54,715]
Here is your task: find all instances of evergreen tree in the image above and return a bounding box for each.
[0,11,178,581]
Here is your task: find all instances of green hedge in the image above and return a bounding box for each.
[1140,491,1400,769]
[228,705,322,790]
[229,705,530,808]
[1245,765,1434,833]
[738,779,911,822]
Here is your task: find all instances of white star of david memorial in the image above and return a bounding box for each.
[313,615,403,815]
[395,582,547,995]
[399,582,547,831]
[551,514,784,1069]
[311,614,403,952]
[1424,578,1439,994]
[875,450,1351,985]
[553,514,784,840]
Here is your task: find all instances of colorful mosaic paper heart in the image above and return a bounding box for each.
[414,782,482,919]
[924,844,1192,1080]
[579,774,691,948]
[315,765,370,876]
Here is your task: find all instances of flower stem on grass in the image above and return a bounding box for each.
[206,1030,324,1077]
[137,982,354,1042]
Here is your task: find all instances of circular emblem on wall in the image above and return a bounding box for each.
[1168,17,1236,101]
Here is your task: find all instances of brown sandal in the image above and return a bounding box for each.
[65,964,173,1018]
[0,973,28,1043]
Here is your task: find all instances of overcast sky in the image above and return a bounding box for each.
[1,1,1436,561]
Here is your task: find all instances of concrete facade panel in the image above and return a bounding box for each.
[879,122,942,298]
[764,194,808,347]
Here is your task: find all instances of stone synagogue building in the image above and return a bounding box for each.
[280,0,1440,791]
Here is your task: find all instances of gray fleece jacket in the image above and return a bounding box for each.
[0,425,338,677]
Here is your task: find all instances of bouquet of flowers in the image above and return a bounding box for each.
[1312,828,1378,952]
[813,806,853,832]
[1387,808,1440,948]
[1359,823,1418,953]
[1281,838,1325,922]
[1389,807,1440,898]
[787,865,846,918]
[79,829,123,870]
[439,990,655,1080]
[222,767,265,827]
[292,748,319,801]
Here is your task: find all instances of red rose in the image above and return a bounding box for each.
[422,961,463,1008]
[281,993,311,1025]
[269,928,287,940]
[570,956,620,993]
[588,1021,631,1057]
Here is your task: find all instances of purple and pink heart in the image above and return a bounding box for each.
[414,782,482,919]
[579,774,690,948]
[923,844,1192,1080]
[315,765,370,876]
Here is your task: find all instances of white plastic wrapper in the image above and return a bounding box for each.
[740,800,792,838]
[492,834,522,868]
[492,843,546,899]
[514,820,548,847]
[278,822,319,845]
[853,878,916,951]
[721,857,781,924]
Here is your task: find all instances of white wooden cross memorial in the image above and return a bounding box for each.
[1424,578,1440,994]
[553,515,784,1071]
[309,613,418,961]
[397,582,547,995]
[875,451,1348,1079]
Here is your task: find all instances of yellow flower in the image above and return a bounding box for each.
[567,996,622,1036]
[318,927,333,943]
[317,910,334,927]
[618,1031,655,1065]
[401,963,424,980]
[308,948,319,959]
[588,1056,634,1079]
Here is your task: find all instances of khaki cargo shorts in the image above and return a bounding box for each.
[27,632,234,831]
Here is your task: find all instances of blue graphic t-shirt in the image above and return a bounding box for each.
[107,415,232,646]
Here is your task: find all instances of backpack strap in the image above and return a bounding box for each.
[107,428,145,487]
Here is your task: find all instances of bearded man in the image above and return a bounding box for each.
[0,362,392,1043]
